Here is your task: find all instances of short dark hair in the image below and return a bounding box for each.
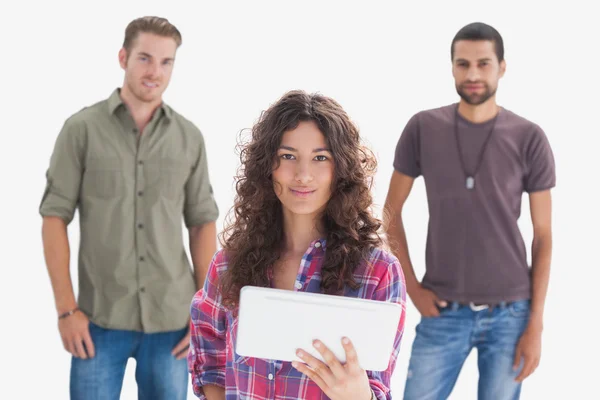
[451,22,504,62]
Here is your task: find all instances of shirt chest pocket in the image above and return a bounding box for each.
[145,158,191,201]
[82,157,123,199]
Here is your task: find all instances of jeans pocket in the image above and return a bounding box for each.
[508,300,530,318]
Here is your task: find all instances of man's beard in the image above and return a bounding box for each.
[456,83,496,105]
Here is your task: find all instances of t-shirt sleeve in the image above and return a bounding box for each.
[524,125,556,193]
[393,113,421,178]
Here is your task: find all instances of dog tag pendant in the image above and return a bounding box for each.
[466,176,475,190]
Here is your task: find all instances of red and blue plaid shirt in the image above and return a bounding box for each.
[188,239,406,399]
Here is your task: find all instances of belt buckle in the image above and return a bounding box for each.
[469,302,489,312]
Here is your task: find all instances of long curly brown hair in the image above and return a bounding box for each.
[219,90,383,309]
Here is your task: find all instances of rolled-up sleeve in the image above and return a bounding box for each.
[367,259,407,400]
[184,130,219,227]
[188,250,227,398]
[39,117,86,225]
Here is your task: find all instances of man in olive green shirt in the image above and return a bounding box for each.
[40,17,218,400]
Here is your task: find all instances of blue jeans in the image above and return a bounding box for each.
[70,322,188,400]
[403,300,530,400]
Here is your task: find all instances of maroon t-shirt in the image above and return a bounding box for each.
[394,103,556,303]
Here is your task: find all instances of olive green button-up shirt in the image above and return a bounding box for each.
[40,89,219,333]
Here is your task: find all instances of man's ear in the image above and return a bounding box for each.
[118,48,128,70]
[499,59,507,78]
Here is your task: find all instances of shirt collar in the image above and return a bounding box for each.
[107,88,172,120]
[311,238,327,250]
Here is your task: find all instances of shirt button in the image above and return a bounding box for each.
[133,128,138,133]
[138,160,144,165]
[268,373,274,380]
[314,241,321,248]
[138,223,144,229]
[295,281,303,290]
[139,256,145,261]
[140,287,145,293]
[138,191,144,196]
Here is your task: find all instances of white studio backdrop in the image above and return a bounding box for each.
[1,0,598,398]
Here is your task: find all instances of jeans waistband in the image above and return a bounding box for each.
[446,301,516,312]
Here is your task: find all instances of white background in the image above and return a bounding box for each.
[2,0,599,398]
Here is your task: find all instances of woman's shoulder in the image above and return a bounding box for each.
[211,248,230,271]
[191,249,231,308]
[367,246,400,269]
[194,249,230,290]
[353,246,401,282]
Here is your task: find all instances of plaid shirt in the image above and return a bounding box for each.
[188,239,406,399]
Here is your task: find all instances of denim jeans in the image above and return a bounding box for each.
[403,300,530,400]
[70,322,188,400]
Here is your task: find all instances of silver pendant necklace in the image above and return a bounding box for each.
[466,176,475,190]
[454,104,499,190]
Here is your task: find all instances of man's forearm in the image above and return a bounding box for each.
[529,233,552,328]
[203,384,225,400]
[189,221,217,290]
[42,216,77,314]
[386,211,420,295]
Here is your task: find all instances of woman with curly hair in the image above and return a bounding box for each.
[188,90,406,400]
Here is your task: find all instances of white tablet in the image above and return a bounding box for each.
[235,286,402,372]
